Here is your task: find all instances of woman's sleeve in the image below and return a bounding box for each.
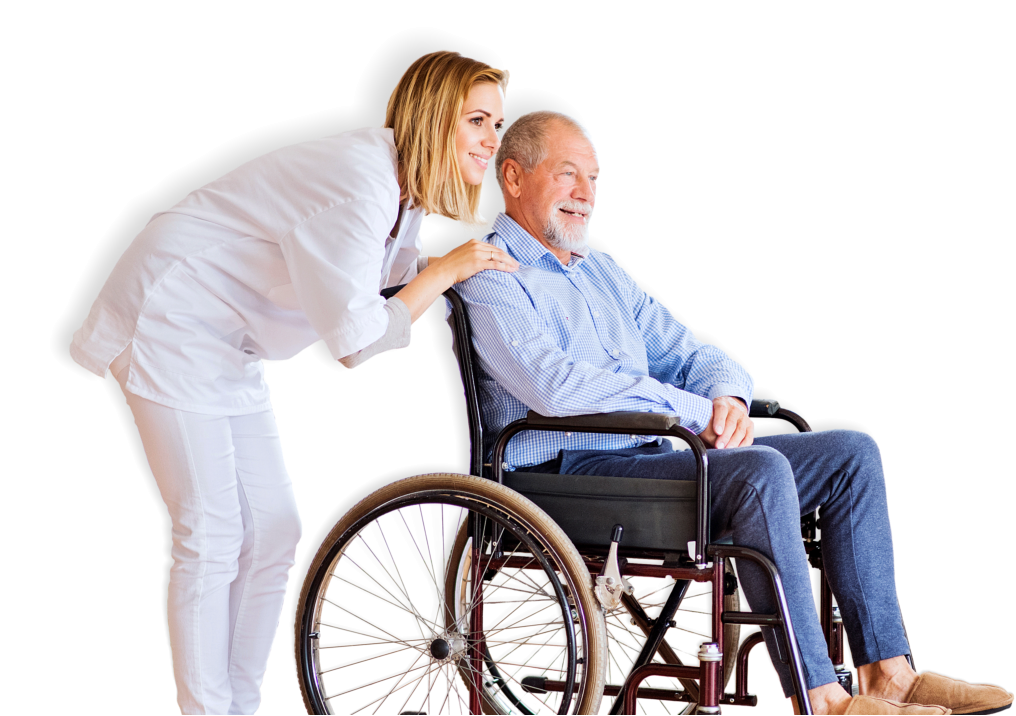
[278,199,393,360]
[338,297,411,368]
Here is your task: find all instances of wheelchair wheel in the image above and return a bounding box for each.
[448,537,739,715]
[295,474,607,715]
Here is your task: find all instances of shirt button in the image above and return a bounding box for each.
[511,340,519,347]
[593,311,600,318]
[565,432,573,437]
[611,349,620,358]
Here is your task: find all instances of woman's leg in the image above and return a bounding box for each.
[118,377,242,713]
[117,371,299,714]
[225,410,301,714]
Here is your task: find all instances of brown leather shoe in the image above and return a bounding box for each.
[842,696,950,714]
[905,672,1013,715]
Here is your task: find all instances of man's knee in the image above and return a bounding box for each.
[727,445,797,497]
[824,430,884,483]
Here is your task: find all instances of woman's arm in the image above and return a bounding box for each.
[395,239,518,321]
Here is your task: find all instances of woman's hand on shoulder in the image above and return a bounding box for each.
[431,239,519,285]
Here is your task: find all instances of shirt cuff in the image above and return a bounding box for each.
[706,383,753,407]
[338,297,412,368]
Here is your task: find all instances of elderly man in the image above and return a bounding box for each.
[455,111,1011,715]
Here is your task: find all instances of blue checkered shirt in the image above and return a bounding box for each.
[455,213,754,470]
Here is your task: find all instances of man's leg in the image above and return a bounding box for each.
[557,439,840,696]
[754,431,1011,714]
[756,430,910,672]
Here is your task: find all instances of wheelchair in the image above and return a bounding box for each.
[294,287,871,715]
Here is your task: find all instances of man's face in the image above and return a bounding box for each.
[519,125,599,252]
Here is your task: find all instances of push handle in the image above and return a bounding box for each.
[611,524,624,544]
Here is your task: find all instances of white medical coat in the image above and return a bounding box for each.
[71,127,424,415]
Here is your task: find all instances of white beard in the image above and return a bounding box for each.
[543,200,592,252]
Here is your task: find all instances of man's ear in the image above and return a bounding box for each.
[502,159,524,199]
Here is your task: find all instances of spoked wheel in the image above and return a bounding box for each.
[295,474,606,715]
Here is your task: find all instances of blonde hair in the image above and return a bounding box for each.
[385,51,508,224]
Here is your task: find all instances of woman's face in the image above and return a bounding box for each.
[455,82,504,186]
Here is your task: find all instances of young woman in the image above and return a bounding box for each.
[70,51,517,714]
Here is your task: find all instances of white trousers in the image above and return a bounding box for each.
[117,369,301,714]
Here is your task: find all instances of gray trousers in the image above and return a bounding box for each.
[535,430,911,695]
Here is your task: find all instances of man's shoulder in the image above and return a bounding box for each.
[580,247,638,286]
[454,232,522,298]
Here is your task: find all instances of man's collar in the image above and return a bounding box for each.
[491,213,588,269]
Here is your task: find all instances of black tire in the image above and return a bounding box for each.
[295,474,607,715]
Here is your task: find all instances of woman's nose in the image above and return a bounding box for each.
[485,126,500,151]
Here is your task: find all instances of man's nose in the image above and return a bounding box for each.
[572,174,595,202]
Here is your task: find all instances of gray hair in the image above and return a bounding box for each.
[495,111,589,190]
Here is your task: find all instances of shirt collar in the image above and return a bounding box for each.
[491,213,588,270]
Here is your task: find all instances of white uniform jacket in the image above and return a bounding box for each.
[71,127,424,415]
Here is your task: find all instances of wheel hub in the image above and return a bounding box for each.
[429,632,466,663]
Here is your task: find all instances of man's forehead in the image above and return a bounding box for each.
[543,128,598,170]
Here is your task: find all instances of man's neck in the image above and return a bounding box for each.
[504,208,572,264]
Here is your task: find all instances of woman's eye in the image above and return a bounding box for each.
[470,117,483,126]
[495,122,503,132]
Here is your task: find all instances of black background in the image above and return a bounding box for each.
[55,35,1007,714]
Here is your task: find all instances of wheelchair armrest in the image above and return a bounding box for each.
[749,399,780,417]
[524,410,679,432]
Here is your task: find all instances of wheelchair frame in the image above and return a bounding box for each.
[445,288,849,710]
[296,286,868,714]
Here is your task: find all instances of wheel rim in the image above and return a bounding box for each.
[299,491,590,715]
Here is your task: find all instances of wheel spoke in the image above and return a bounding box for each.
[317,642,420,675]
[372,520,432,643]
[669,624,712,639]
[330,653,431,701]
[396,507,445,629]
[333,554,423,624]
[324,578,444,634]
[319,613,426,654]
[345,649,428,710]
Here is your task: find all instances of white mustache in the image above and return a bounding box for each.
[553,200,592,217]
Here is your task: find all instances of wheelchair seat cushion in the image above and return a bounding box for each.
[502,471,698,551]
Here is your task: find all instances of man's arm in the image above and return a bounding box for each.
[456,267,717,435]
[623,264,755,448]
[628,284,753,401]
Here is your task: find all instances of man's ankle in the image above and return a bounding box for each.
[797,682,853,715]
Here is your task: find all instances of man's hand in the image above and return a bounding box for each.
[698,396,754,449]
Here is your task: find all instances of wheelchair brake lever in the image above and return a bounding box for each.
[594,524,634,611]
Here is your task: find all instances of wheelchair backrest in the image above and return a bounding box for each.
[442,288,485,477]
